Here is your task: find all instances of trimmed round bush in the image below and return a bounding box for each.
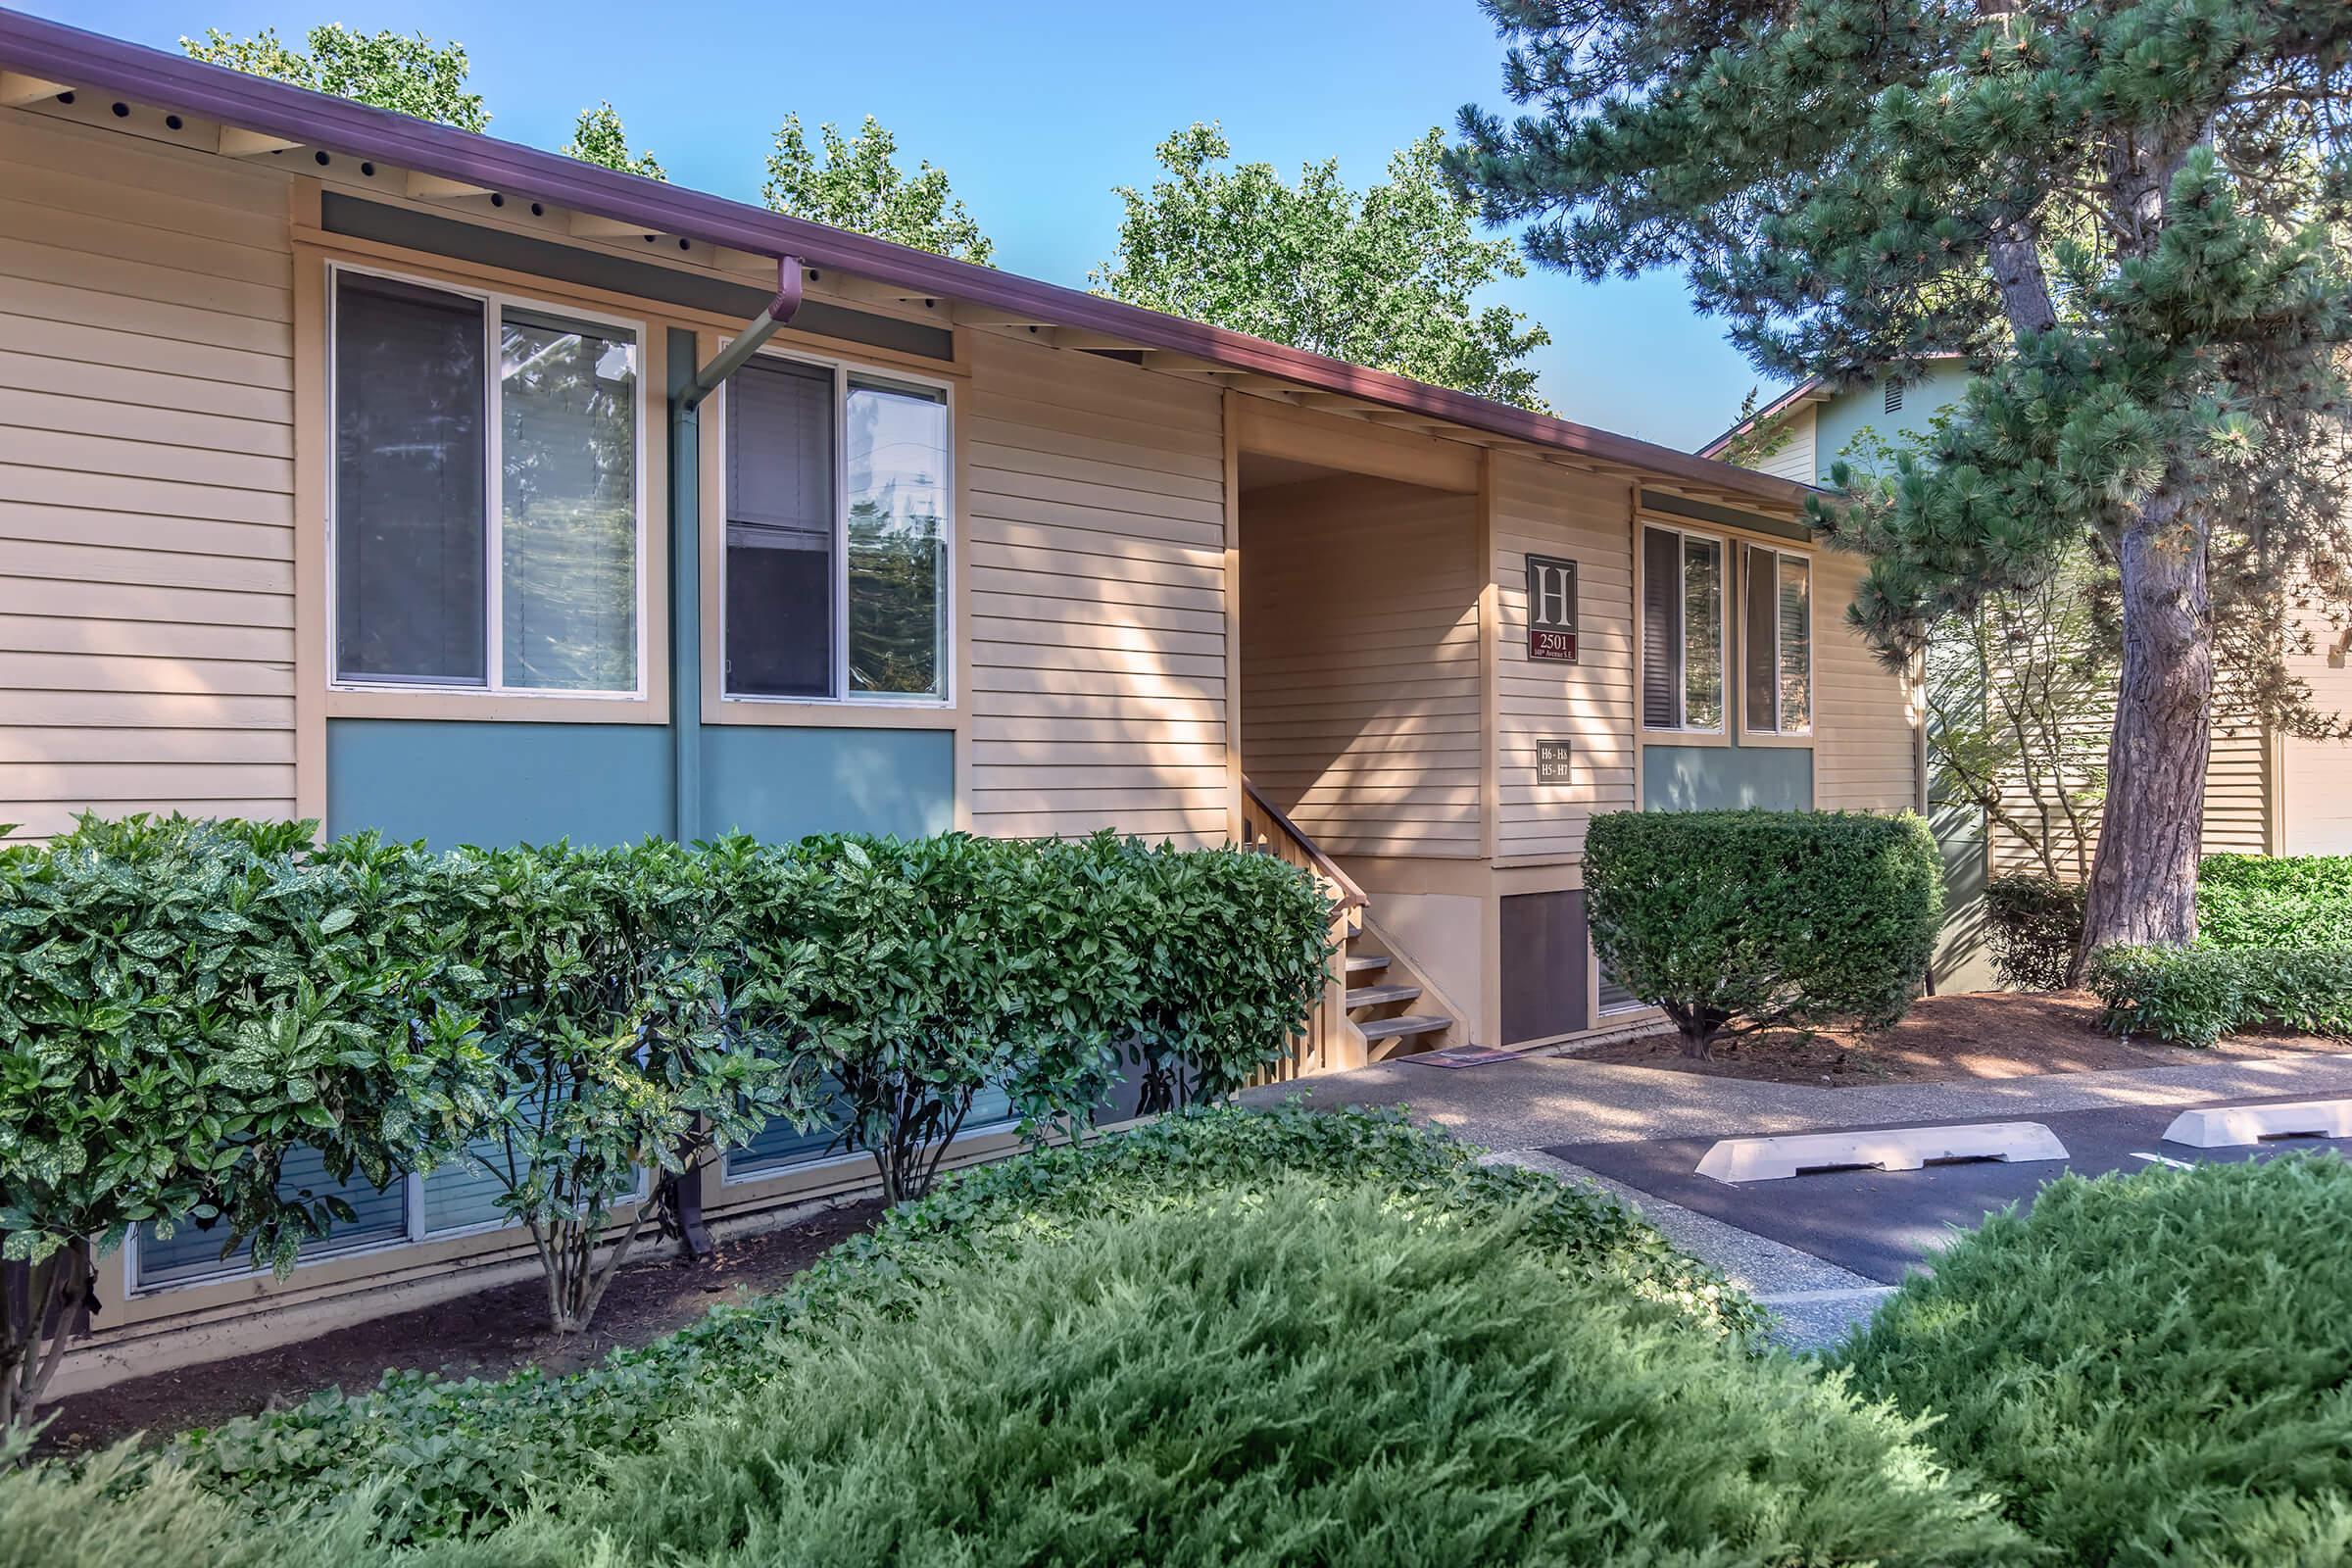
[1837,1154,2352,1565]
[1585,808,1943,1056]
[465,1183,2022,1568]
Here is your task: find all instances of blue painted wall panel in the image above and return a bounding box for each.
[1812,362,1973,480]
[326,719,672,847]
[1642,745,1812,811]
[699,725,955,842]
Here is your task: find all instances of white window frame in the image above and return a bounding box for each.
[1639,521,1729,736]
[1743,543,1817,739]
[714,340,956,709]
[325,260,653,702]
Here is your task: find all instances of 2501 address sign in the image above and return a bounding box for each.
[1525,554,1579,662]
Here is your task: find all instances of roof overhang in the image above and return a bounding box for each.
[0,6,1818,515]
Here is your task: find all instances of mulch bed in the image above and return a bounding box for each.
[1568,989,2351,1086]
[37,1198,885,1457]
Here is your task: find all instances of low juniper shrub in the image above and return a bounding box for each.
[456,1185,2018,1568]
[1837,1154,2352,1565]
[172,1104,1756,1543]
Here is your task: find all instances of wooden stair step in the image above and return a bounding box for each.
[1347,982,1422,1010]
[1357,1013,1453,1044]
[1345,953,1391,976]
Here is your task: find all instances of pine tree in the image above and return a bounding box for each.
[1449,0,2352,958]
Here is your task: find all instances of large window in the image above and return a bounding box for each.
[723,355,951,703]
[1640,523,1725,732]
[1743,545,1813,735]
[331,268,644,697]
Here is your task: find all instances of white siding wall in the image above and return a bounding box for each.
[1491,455,1637,858]
[0,113,296,840]
[961,331,1233,845]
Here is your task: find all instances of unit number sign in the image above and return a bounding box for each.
[1525,554,1579,662]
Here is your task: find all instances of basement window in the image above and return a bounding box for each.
[328,266,647,698]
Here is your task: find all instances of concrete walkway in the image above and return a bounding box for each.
[1250,1049,2352,1349]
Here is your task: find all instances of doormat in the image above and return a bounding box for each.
[1408,1045,1523,1070]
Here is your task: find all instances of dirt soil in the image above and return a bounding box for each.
[37,1198,884,1457]
[1569,990,2351,1086]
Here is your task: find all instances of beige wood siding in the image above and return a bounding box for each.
[1811,548,1919,811]
[2280,619,2352,854]
[1754,403,1820,485]
[1984,673,2275,876]
[961,331,1232,845]
[1241,472,1482,858]
[0,114,296,840]
[1490,456,1635,859]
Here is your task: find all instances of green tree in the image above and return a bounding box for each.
[1097,123,1553,411]
[181,24,489,131]
[1449,0,2352,959]
[565,101,665,180]
[762,115,994,264]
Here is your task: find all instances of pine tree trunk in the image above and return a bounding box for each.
[2077,499,2212,967]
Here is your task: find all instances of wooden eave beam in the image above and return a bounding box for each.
[218,125,299,157]
[407,172,494,201]
[0,71,69,107]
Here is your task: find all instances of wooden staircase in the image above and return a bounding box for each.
[1241,779,1456,1072]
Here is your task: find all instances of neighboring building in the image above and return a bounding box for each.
[1705,365,2352,988]
[0,12,1918,1381]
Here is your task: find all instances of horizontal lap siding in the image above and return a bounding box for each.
[963,334,1231,845]
[1243,473,1482,858]
[1811,549,1918,811]
[1493,456,1633,859]
[2282,619,2352,854]
[0,116,296,840]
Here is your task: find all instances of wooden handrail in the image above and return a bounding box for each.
[1241,777,1367,911]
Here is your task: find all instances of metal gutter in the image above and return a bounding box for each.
[0,6,1813,511]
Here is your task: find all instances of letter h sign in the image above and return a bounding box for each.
[1525,554,1579,662]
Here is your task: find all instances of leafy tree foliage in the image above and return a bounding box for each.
[181,24,489,131]
[1097,123,1554,410]
[1449,0,2352,956]
[564,101,664,180]
[761,114,995,264]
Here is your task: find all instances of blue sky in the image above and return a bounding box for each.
[50,0,1768,450]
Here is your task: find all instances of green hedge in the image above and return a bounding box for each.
[172,1104,1756,1544]
[2086,943,2352,1047]
[1837,1155,2352,1565]
[2196,853,2352,949]
[459,1186,2019,1568]
[1585,808,1943,1057]
[1,818,1335,1407]
[1984,874,2087,991]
